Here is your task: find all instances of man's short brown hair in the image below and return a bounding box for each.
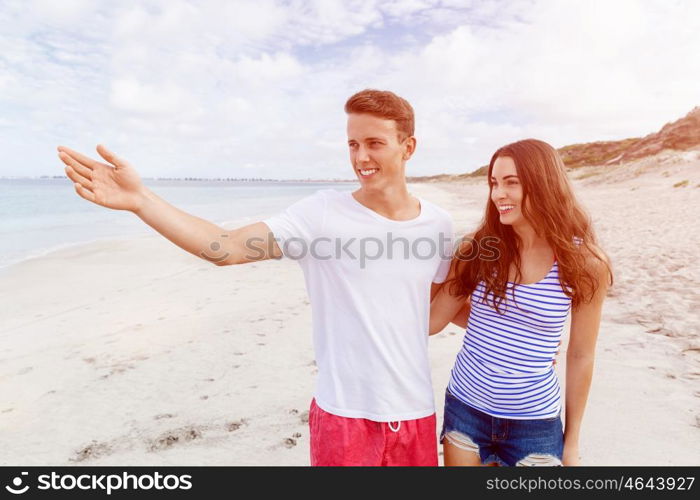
[344,89,415,140]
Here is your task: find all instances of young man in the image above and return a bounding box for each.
[58,89,455,466]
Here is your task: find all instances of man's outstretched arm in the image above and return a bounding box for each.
[58,144,281,266]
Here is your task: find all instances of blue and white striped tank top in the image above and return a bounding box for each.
[447,260,572,419]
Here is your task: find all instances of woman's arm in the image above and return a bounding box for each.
[430,234,477,335]
[429,284,467,335]
[429,258,469,335]
[449,301,471,329]
[563,252,612,465]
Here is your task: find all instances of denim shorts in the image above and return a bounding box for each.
[440,387,564,466]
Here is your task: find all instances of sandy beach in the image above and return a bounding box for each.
[2,151,699,466]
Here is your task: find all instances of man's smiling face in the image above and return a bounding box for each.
[347,113,414,191]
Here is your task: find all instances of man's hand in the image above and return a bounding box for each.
[58,144,146,212]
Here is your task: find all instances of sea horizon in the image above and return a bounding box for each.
[0,175,357,182]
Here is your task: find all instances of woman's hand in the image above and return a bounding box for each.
[562,440,580,466]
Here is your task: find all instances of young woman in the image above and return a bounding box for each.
[430,139,612,466]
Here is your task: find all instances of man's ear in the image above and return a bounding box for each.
[403,136,417,160]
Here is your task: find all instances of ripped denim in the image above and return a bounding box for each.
[439,388,563,466]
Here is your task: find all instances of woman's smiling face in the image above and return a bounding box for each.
[490,155,526,226]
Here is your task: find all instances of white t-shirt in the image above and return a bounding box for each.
[263,189,454,421]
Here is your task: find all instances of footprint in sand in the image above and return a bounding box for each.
[148,426,203,452]
[226,419,248,432]
[283,438,297,448]
[154,413,175,420]
[300,411,309,424]
[17,366,33,375]
[71,440,112,462]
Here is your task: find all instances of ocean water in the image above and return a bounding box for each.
[0,178,356,270]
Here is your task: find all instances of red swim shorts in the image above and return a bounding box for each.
[308,398,438,466]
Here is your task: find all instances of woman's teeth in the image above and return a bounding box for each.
[359,168,378,177]
[498,204,515,214]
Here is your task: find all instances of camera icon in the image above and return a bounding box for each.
[5,472,29,495]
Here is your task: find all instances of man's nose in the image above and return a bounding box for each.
[356,145,370,162]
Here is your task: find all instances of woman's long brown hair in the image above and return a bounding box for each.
[448,139,613,312]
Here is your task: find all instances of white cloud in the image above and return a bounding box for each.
[110,78,189,115]
[379,0,434,18]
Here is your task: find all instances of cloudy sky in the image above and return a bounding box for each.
[1,0,699,179]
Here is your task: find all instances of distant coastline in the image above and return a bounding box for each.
[0,175,357,183]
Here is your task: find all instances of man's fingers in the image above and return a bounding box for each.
[64,163,94,191]
[96,144,123,167]
[57,145,102,170]
[74,182,96,203]
[59,152,94,181]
